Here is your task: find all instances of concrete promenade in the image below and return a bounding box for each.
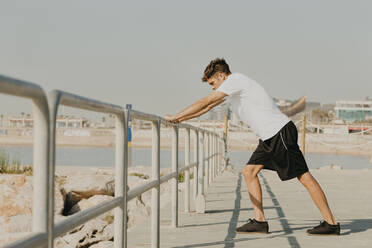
[128,167,372,247]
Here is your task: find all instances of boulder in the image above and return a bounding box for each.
[61,175,115,200]
[55,219,113,248]
[0,175,32,218]
[90,241,114,248]
[68,195,114,215]
[0,214,32,233]
[0,232,31,246]
[60,175,115,215]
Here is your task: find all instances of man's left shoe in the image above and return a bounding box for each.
[235,218,269,234]
[307,220,340,235]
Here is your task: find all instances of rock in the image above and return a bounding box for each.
[55,219,113,248]
[68,195,114,215]
[0,175,32,218]
[0,232,31,246]
[127,196,151,229]
[54,183,65,216]
[60,175,115,215]
[61,175,115,200]
[90,241,114,248]
[0,214,32,233]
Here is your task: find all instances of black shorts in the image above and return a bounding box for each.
[247,121,309,181]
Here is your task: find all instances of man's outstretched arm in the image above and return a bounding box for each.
[177,98,225,122]
[164,91,227,123]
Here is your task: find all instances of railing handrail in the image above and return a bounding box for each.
[50,89,124,115]
[1,75,51,248]
[0,75,225,248]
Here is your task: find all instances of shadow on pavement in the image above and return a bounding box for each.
[338,218,372,236]
[223,173,242,248]
[205,206,277,214]
[259,173,302,247]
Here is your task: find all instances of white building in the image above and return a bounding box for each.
[335,99,372,123]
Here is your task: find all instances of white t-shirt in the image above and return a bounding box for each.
[216,73,290,141]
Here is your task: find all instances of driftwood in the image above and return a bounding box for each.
[278,96,306,117]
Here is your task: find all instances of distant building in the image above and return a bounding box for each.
[8,117,33,128]
[56,116,90,128]
[335,99,372,123]
[8,115,90,128]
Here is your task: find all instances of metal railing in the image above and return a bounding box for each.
[0,75,224,248]
[0,75,51,248]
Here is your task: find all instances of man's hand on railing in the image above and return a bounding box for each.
[164,114,180,124]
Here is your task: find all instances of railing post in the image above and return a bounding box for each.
[213,134,216,180]
[216,135,219,176]
[215,135,218,177]
[218,137,221,175]
[193,129,199,200]
[196,131,206,213]
[209,133,212,185]
[48,92,59,248]
[114,110,127,248]
[171,126,179,228]
[151,119,161,248]
[184,128,190,213]
[33,96,50,248]
[199,131,204,195]
[208,133,213,185]
[205,132,209,190]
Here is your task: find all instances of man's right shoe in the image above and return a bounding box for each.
[306,220,341,235]
[235,218,269,234]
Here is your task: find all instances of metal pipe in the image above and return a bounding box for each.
[213,135,216,179]
[114,110,127,248]
[184,128,190,213]
[208,133,212,186]
[2,233,47,248]
[33,95,50,248]
[205,132,209,190]
[198,131,204,196]
[212,134,215,181]
[54,198,123,237]
[0,76,51,248]
[55,90,123,115]
[159,171,178,184]
[171,126,179,228]
[127,179,159,201]
[178,162,197,174]
[47,91,60,248]
[193,130,199,200]
[151,119,161,248]
[131,109,198,131]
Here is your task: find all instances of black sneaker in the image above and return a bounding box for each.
[235,218,269,234]
[307,221,340,235]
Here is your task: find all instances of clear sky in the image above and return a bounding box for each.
[0,0,371,117]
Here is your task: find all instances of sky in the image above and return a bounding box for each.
[0,0,371,118]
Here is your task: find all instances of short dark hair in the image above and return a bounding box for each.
[202,58,231,82]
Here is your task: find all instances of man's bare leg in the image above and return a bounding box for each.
[297,172,337,225]
[242,164,265,221]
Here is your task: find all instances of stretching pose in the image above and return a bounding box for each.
[164,58,340,235]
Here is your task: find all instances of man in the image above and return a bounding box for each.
[164,58,340,235]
